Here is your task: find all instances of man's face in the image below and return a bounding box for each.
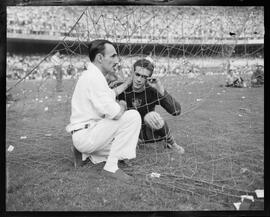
[132,66,151,92]
[101,43,119,75]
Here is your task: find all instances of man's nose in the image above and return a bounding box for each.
[137,76,143,82]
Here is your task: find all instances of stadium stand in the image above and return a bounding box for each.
[6,6,264,80]
[7,6,264,41]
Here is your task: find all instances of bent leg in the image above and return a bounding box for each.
[143,112,184,154]
[72,110,141,164]
[143,111,175,144]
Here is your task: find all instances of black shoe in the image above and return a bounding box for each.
[166,143,185,154]
[71,146,88,168]
[100,169,134,183]
[119,159,135,168]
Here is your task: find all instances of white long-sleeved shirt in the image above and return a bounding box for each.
[66,62,121,133]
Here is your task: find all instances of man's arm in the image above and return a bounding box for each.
[158,90,181,116]
[113,100,127,120]
[148,78,181,116]
[87,73,123,120]
[112,76,132,96]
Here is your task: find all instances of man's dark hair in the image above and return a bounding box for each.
[88,39,116,62]
[133,59,155,77]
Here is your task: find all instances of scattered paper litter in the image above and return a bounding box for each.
[45,96,48,99]
[20,136,27,139]
[45,134,52,137]
[241,195,254,202]
[196,98,202,102]
[240,168,248,173]
[217,92,221,95]
[7,145,14,152]
[238,114,243,117]
[44,107,48,111]
[239,108,249,112]
[255,189,264,198]
[150,172,161,178]
[241,96,246,99]
[57,95,62,98]
[233,202,241,210]
[35,98,39,101]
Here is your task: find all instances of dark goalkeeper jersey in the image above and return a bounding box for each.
[117,83,181,120]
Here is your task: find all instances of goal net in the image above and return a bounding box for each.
[6,5,264,209]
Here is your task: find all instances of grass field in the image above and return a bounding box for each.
[6,73,264,211]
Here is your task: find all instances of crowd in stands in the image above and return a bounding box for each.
[6,53,263,81]
[7,6,264,42]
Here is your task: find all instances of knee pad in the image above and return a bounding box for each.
[144,111,164,130]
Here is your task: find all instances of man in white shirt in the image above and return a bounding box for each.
[66,39,141,182]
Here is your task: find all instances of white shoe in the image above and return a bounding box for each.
[167,143,185,154]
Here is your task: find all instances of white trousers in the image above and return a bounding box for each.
[72,110,141,164]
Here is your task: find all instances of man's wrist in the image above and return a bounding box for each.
[124,80,130,89]
[159,88,165,96]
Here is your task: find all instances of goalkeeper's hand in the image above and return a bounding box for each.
[148,77,165,96]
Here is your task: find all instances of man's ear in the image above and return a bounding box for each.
[96,53,103,63]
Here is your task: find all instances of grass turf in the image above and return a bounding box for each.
[6,74,264,211]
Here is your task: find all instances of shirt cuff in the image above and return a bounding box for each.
[106,102,121,119]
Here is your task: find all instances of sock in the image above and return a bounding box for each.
[103,156,118,173]
[82,153,89,161]
[165,129,176,146]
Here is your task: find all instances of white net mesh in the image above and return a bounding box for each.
[6,6,264,210]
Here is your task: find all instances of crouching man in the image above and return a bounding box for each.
[66,39,141,182]
[113,59,184,154]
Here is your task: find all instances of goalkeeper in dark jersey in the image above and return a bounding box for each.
[111,58,184,154]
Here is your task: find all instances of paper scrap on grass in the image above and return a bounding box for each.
[196,98,202,102]
[150,172,161,178]
[44,107,48,111]
[20,136,27,139]
[241,96,246,99]
[238,114,243,117]
[239,108,249,112]
[233,202,241,210]
[240,167,248,173]
[241,195,254,202]
[7,145,14,152]
[255,189,264,198]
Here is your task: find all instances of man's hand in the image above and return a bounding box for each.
[109,80,122,88]
[124,75,133,87]
[113,76,133,96]
[144,111,164,130]
[118,100,127,111]
[113,100,127,120]
[147,77,165,96]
